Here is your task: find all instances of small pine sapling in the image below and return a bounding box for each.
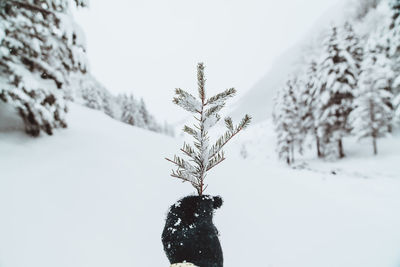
[166,63,251,196]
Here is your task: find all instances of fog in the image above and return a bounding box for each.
[74,0,342,121]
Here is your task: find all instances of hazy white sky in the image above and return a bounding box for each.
[74,0,341,122]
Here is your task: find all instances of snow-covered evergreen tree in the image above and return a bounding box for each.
[350,36,393,155]
[273,78,303,165]
[138,98,150,126]
[166,63,251,195]
[120,94,134,125]
[101,94,115,119]
[0,0,88,136]
[299,60,322,157]
[388,0,400,125]
[316,26,358,159]
[342,22,363,74]
[137,97,162,132]
[120,94,145,128]
[273,92,293,165]
[370,29,397,131]
[394,93,400,124]
[81,86,102,110]
[388,0,400,55]
[76,75,117,118]
[113,92,171,134]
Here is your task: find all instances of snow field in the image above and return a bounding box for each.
[0,105,399,267]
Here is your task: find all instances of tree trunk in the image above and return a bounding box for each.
[290,143,295,164]
[373,137,378,155]
[314,127,323,158]
[338,139,345,159]
[316,135,322,158]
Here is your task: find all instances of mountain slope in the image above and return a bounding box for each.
[229,45,304,123]
[229,0,350,123]
[1,105,400,267]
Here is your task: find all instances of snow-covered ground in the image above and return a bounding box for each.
[1,104,400,267]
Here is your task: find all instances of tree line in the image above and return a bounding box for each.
[0,0,173,137]
[273,0,400,164]
[77,75,174,136]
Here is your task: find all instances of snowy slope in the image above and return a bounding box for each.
[1,105,400,267]
[228,45,304,123]
[229,1,349,123]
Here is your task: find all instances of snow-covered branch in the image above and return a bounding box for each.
[166,63,251,195]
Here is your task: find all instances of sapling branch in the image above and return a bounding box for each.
[166,63,251,195]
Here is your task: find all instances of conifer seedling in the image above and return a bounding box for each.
[166,63,251,196]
